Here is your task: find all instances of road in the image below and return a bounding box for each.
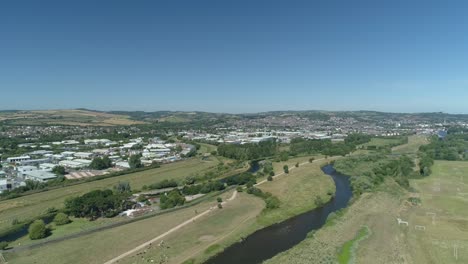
[104,157,328,264]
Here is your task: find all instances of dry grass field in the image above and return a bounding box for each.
[258,159,335,226]
[0,109,144,126]
[404,160,468,264]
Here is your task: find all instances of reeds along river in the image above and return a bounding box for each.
[205,164,353,264]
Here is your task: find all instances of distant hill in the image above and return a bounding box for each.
[1,109,468,126]
[0,109,145,126]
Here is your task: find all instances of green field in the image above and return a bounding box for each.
[392,135,428,155]
[362,137,405,148]
[0,158,217,232]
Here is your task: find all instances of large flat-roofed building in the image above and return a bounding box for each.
[23,170,57,182]
[59,160,87,169]
[17,165,38,177]
[7,155,31,163]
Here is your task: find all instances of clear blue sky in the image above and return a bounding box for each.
[2,0,468,113]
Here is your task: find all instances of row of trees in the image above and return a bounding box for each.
[419,134,468,161]
[289,134,372,157]
[334,154,416,195]
[217,140,277,160]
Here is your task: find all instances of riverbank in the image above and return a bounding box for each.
[264,179,405,264]
[204,163,350,264]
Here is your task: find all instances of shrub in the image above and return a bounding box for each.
[28,220,48,240]
[54,213,71,226]
[0,241,8,250]
[217,197,222,203]
[267,175,273,181]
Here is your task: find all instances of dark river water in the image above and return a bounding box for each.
[205,164,352,264]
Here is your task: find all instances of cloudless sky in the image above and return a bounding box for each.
[2,0,468,113]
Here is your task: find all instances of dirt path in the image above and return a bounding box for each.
[104,190,238,264]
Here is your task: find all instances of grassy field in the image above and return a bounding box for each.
[404,160,468,263]
[0,109,145,126]
[392,135,428,155]
[117,192,265,264]
[258,158,335,226]
[362,137,405,148]
[3,190,258,264]
[0,158,217,232]
[337,226,370,264]
[265,179,406,264]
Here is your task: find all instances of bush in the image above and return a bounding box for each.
[236,186,243,192]
[217,203,223,209]
[217,197,222,203]
[0,241,8,250]
[54,212,71,226]
[28,220,48,240]
[283,165,289,174]
[267,175,273,181]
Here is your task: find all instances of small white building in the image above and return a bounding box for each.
[0,179,12,193]
[115,161,130,169]
[59,160,87,169]
[73,152,93,159]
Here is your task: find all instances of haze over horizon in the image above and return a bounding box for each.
[2,0,468,113]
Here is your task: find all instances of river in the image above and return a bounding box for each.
[204,164,352,264]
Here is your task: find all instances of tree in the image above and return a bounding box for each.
[267,175,273,181]
[217,203,223,209]
[114,181,131,194]
[295,162,299,168]
[283,165,289,174]
[217,197,222,203]
[309,158,314,163]
[28,220,48,240]
[129,155,143,169]
[89,156,113,170]
[52,166,66,175]
[54,212,71,225]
